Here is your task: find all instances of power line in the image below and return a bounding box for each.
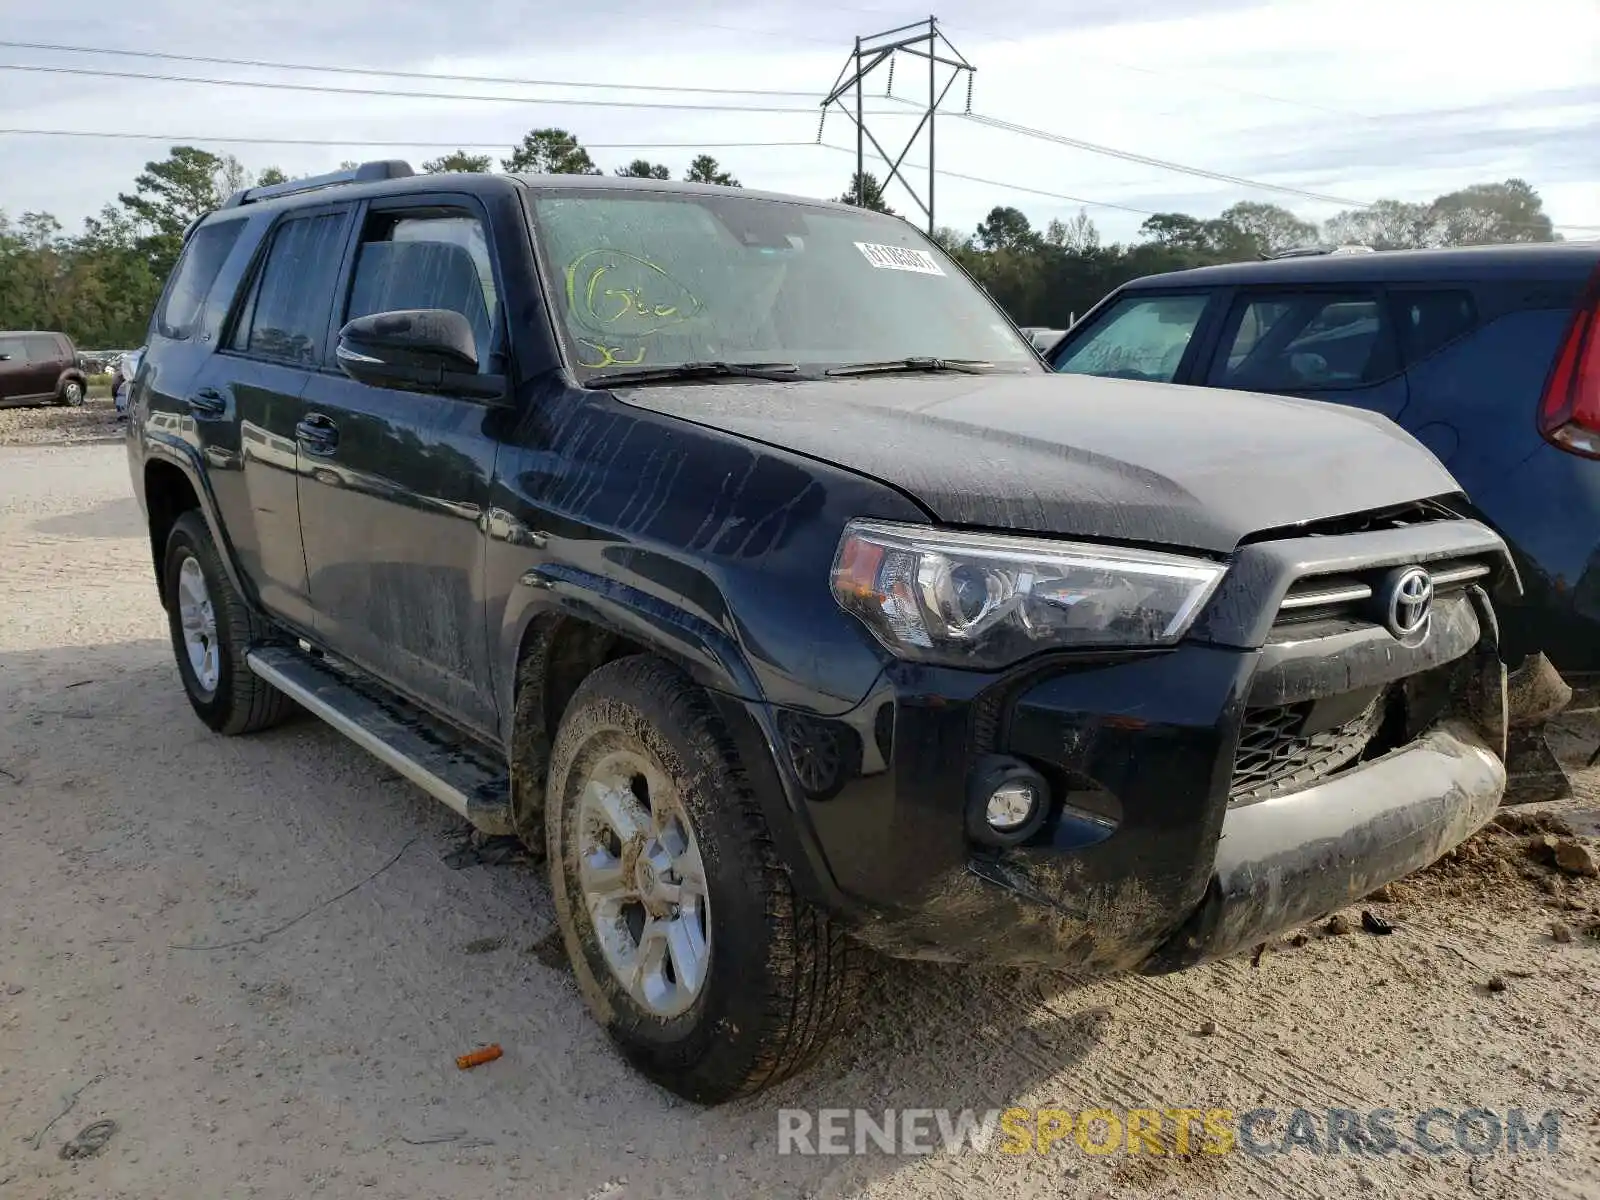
[0,128,815,152]
[816,142,1154,216]
[9,48,1586,230]
[0,39,823,98]
[5,121,1591,237]
[822,140,1598,236]
[0,62,924,116]
[957,110,1600,232]
[958,110,1371,208]
[4,54,1591,236]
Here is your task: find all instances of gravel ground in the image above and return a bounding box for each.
[0,398,123,449]
[2,438,1599,1200]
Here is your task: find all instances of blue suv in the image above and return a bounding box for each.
[1047,243,1600,686]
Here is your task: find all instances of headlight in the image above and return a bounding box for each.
[830,519,1226,668]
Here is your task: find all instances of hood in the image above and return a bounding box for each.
[610,373,1461,554]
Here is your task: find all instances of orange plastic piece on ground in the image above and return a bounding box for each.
[455,1044,503,1069]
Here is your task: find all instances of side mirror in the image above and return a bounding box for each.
[335,309,508,402]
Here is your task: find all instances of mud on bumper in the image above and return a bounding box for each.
[1141,717,1505,973]
[746,521,1515,973]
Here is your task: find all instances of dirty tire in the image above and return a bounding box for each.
[547,655,859,1104]
[162,510,295,735]
[58,379,84,407]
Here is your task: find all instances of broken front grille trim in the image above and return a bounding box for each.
[1228,691,1387,805]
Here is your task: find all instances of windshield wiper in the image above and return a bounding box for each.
[825,357,995,377]
[588,361,803,386]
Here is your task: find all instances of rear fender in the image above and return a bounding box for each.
[142,434,255,609]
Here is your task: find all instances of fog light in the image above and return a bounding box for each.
[986,780,1038,831]
[966,756,1050,847]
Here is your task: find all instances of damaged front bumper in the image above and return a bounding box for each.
[1141,717,1505,972]
[746,533,1516,974]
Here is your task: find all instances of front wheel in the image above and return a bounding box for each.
[58,379,84,407]
[546,655,860,1104]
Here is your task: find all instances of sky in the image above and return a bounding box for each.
[2,0,1597,245]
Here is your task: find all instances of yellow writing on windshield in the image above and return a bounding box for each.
[576,340,648,369]
[564,248,703,343]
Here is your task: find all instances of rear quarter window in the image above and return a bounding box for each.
[157,219,248,340]
[1390,290,1477,364]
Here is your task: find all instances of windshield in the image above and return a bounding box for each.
[1054,294,1209,383]
[525,188,1041,377]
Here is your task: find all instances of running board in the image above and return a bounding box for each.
[246,645,514,835]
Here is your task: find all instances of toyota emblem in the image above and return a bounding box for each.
[1385,566,1434,640]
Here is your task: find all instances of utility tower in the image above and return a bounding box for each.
[821,17,975,234]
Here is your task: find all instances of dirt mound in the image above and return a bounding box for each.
[1386,812,1600,913]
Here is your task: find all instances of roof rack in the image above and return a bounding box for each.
[220,160,415,209]
[1261,243,1376,260]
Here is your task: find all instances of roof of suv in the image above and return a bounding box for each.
[214,167,863,221]
[1124,242,1600,289]
[509,173,859,210]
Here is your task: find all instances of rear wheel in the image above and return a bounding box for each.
[162,510,295,735]
[58,379,84,407]
[546,655,859,1104]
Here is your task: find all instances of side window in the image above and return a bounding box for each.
[1391,290,1477,364]
[231,212,349,366]
[0,335,27,363]
[157,220,246,340]
[1208,292,1394,391]
[343,210,499,372]
[1222,300,1291,370]
[24,335,59,363]
[1053,294,1210,383]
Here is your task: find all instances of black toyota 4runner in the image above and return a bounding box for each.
[129,162,1518,1103]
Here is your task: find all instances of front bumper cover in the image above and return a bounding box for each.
[748,584,1510,973]
[1141,717,1505,973]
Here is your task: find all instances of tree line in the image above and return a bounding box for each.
[0,124,1562,349]
[927,178,1560,327]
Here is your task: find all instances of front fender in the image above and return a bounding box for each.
[495,565,851,912]
[497,561,762,740]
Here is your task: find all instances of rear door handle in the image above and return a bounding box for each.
[295,413,340,456]
[186,387,227,417]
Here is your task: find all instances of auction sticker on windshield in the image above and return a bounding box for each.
[854,242,946,276]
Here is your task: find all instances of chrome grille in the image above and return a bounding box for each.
[1274,558,1491,626]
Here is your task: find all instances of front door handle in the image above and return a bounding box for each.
[186,387,227,417]
[295,413,340,456]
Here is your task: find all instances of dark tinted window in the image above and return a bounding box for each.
[1053,294,1209,383]
[345,212,498,372]
[235,213,348,365]
[157,220,245,340]
[0,335,27,362]
[1392,290,1477,363]
[1209,292,1394,391]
